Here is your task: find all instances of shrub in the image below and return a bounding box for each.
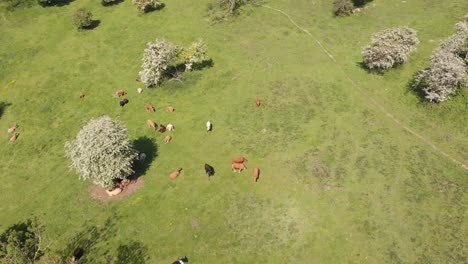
[73,8,93,29]
[0,218,45,263]
[65,116,137,189]
[208,0,252,21]
[132,0,162,13]
[333,0,353,17]
[0,0,33,11]
[179,39,208,71]
[139,39,177,87]
[362,26,419,71]
[412,15,467,102]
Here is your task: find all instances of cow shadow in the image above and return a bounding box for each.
[115,241,149,264]
[0,102,12,119]
[133,136,158,178]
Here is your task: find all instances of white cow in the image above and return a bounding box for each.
[206,121,212,132]
[167,124,174,131]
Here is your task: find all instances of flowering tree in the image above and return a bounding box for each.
[65,116,137,189]
[139,39,177,87]
[362,27,419,71]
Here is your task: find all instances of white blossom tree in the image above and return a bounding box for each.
[65,116,137,189]
[139,39,177,87]
[362,27,420,71]
[412,15,467,102]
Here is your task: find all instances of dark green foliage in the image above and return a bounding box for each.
[0,218,45,263]
[101,0,119,6]
[37,0,56,7]
[333,0,354,17]
[73,8,93,29]
[0,0,33,11]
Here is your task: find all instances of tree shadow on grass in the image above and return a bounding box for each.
[352,0,373,7]
[0,218,45,262]
[101,0,124,6]
[133,136,158,178]
[115,241,149,264]
[83,20,101,30]
[0,102,12,119]
[39,0,74,7]
[57,215,118,263]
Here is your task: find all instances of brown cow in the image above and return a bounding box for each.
[145,103,155,112]
[7,124,17,134]
[147,120,157,130]
[115,90,126,97]
[9,133,19,142]
[256,97,261,107]
[166,106,174,112]
[232,156,248,164]
[232,162,246,173]
[169,168,182,180]
[253,167,260,182]
[79,92,85,99]
[164,135,172,144]
[159,125,166,133]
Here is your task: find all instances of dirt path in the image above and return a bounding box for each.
[90,178,144,202]
[255,4,467,170]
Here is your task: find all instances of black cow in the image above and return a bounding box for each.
[120,99,129,107]
[204,163,214,177]
[71,248,84,262]
[172,256,189,264]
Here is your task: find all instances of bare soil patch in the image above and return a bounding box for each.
[90,178,144,202]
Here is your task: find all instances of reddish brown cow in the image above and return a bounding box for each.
[232,163,246,173]
[79,92,85,99]
[253,167,260,182]
[147,120,157,130]
[115,90,126,97]
[166,106,174,112]
[169,168,182,180]
[145,103,155,112]
[232,156,248,164]
[256,97,261,107]
[164,135,172,144]
[159,125,166,133]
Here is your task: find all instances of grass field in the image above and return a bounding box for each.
[0,0,467,263]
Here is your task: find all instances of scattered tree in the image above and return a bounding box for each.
[362,26,419,71]
[179,39,208,72]
[333,0,353,17]
[65,116,137,189]
[0,218,46,264]
[73,8,93,29]
[139,39,177,87]
[412,15,467,102]
[132,0,162,13]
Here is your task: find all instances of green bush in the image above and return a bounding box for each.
[73,8,93,29]
[333,0,354,17]
[0,0,33,11]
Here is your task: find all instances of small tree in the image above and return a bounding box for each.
[132,0,162,13]
[179,39,208,72]
[0,218,46,263]
[73,8,93,29]
[333,0,353,17]
[65,116,137,189]
[362,26,419,71]
[139,39,177,87]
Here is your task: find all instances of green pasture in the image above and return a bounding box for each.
[0,0,466,262]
